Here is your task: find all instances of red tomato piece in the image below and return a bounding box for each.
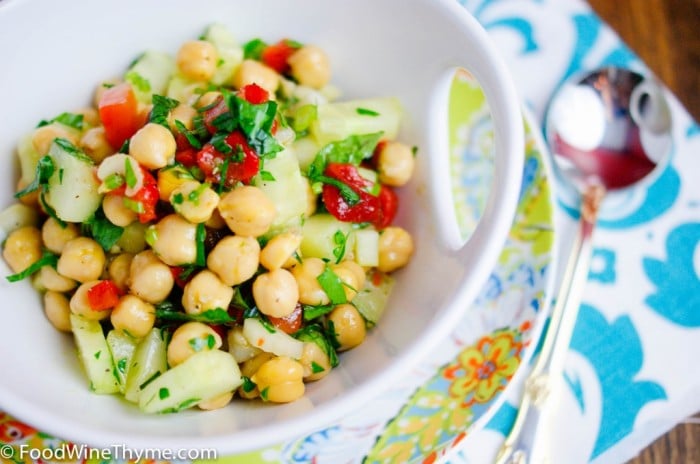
[196,131,260,186]
[87,280,121,311]
[240,83,269,104]
[267,304,303,334]
[98,83,144,149]
[261,40,297,74]
[174,148,198,167]
[375,185,399,229]
[126,169,159,223]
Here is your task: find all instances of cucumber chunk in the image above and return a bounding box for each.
[138,350,242,414]
[353,271,395,325]
[70,314,120,394]
[242,318,304,359]
[353,228,379,267]
[311,97,403,145]
[300,214,354,262]
[126,51,176,104]
[203,23,244,86]
[124,328,168,402]
[253,148,308,235]
[45,140,102,223]
[106,330,138,393]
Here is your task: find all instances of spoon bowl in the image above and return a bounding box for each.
[496,67,673,464]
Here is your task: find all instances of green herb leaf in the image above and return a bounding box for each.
[260,386,270,401]
[259,170,276,182]
[117,358,128,374]
[356,107,380,117]
[311,361,326,374]
[243,38,268,60]
[15,155,54,198]
[39,112,85,130]
[241,376,256,393]
[316,175,360,205]
[302,304,335,321]
[307,132,383,179]
[332,230,349,264]
[5,250,58,282]
[125,70,151,94]
[316,265,347,305]
[139,371,162,390]
[188,334,215,352]
[81,208,124,251]
[195,223,206,267]
[159,387,170,400]
[172,192,184,205]
[227,94,283,157]
[160,397,200,413]
[155,308,236,325]
[124,158,138,189]
[174,120,203,149]
[54,138,94,164]
[211,132,233,154]
[294,324,339,367]
[149,94,179,128]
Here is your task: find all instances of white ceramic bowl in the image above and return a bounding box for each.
[0,0,523,453]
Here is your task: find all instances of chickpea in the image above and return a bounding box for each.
[198,392,233,411]
[2,226,42,274]
[195,91,222,110]
[108,253,133,292]
[251,356,305,403]
[167,321,223,367]
[128,123,176,170]
[170,180,220,224]
[177,40,219,82]
[252,269,299,318]
[37,265,76,292]
[56,237,105,283]
[238,352,275,399]
[80,126,114,164]
[102,194,137,227]
[31,123,79,155]
[300,342,331,381]
[334,260,366,291]
[377,226,414,273]
[330,263,361,302]
[168,103,197,132]
[157,165,196,202]
[327,304,366,351]
[182,270,234,315]
[288,45,332,90]
[43,291,72,332]
[260,232,302,270]
[116,222,148,254]
[151,214,197,266]
[232,59,280,95]
[291,257,329,306]
[73,107,100,127]
[110,295,155,339]
[205,208,226,229]
[376,141,415,187]
[70,281,111,320]
[16,178,39,207]
[217,186,276,237]
[207,235,260,286]
[42,218,79,254]
[129,251,174,304]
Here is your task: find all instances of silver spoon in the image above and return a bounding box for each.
[495,67,673,464]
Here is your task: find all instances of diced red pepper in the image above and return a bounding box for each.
[175,148,198,168]
[202,98,228,134]
[98,83,144,149]
[267,304,303,334]
[240,83,269,104]
[375,185,399,229]
[196,131,260,186]
[87,280,121,312]
[261,40,298,74]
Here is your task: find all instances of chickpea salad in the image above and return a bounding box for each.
[0,24,416,413]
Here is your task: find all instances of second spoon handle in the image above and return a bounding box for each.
[495,184,604,464]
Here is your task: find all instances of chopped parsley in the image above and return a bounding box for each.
[15,155,54,198]
[54,138,94,164]
[155,307,236,325]
[149,94,179,128]
[302,304,334,321]
[260,386,270,401]
[6,250,58,283]
[174,119,203,149]
[311,361,326,374]
[188,334,216,352]
[294,324,339,368]
[125,70,151,94]
[356,107,380,117]
[159,388,170,400]
[38,112,85,130]
[332,230,349,263]
[138,371,162,390]
[195,223,206,267]
[316,266,347,305]
[241,376,256,393]
[259,170,275,182]
[243,38,268,60]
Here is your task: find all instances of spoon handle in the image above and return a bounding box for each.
[495,185,604,464]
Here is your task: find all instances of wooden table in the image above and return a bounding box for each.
[586,1,700,462]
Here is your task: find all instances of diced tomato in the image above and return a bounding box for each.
[98,83,144,149]
[240,83,269,104]
[196,131,260,186]
[321,163,398,229]
[202,98,228,134]
[128,169,159,223]
[267,304,303,334]
[175,148,198,167]
[261,40,298,74]
[170,266,190,288]
[87,280,121,312]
